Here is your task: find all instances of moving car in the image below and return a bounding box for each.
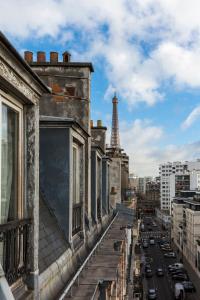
[164,252,176,258]
[148,288,157,299]
[145,268,153,278]
[143,242,148,248]
[182,281,196,293]
[174,283,185,299]
[149,239,155,245]
[156,268,164,276]
[145,263,151,271]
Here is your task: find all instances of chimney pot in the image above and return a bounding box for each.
[50,52,58,63]
[62,51,71,62]
[24,51,33,63]
[97,120,102,127]
[37,51,46,63]
[90,120,94,128]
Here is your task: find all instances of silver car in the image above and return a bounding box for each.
[148,288,157,299]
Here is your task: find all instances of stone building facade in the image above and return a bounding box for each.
[0,33,132,300]
[172,191,200,280]
[0,32,50,299]
[106,147,129,208]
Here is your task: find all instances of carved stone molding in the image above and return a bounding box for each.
[0,58,39,104]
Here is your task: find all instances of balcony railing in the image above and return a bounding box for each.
[72,203,82,235]
[0,218,32,285]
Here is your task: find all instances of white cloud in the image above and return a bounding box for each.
[181,106,200,129]
[120,119,200,176]
[2,1,200,106]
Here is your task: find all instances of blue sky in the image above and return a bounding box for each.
[2,0,200,176]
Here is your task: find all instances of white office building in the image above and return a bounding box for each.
[190,170,200,191]
[159,160,200,212]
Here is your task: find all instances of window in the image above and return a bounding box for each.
[97,157,101,201]
[96,156,101,220]
[197,252,200,272]
[0,95,23,224]
[72,143,82,235]
[72,144,80,204]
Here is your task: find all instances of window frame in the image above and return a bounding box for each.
[0,91,23,222]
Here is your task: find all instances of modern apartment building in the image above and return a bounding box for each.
[138,176,152,194]
[159,160,200,212]
[169,174,190,214]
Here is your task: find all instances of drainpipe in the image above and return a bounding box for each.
[0,264,14,300]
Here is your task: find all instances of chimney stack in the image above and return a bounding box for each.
[24,51,33,63]
[62,51,71,62]
[97,120,102,127]
[90,120,94,128]
[50,51,58,63]
[37,51,46,63]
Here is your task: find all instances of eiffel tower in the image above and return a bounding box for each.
[110,93,120,148]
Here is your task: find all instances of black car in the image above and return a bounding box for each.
[145,263,151,271]
[145,268,153,278]
[182,281,196,293]
[172,274,188,281]
[156,268,164,277]
[170,269,187,276]
[143,242,148,248]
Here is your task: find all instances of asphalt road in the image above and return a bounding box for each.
[140,216,198,300]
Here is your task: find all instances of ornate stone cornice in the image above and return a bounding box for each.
[0,58,39,104]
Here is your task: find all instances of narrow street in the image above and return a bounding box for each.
[140,216,199,300]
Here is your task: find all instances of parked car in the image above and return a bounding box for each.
[164,252,176,258]
[156,268,164,276]
[168,266,184,273]
[168,263,184,270]
[174,283,185,300]
[170,269,187,276]
[145,268,153,278]
[148,288,157,299]
[172,273,188,281]
[162,248,173,252]
[182,281,196,293]
[160,243,170,249]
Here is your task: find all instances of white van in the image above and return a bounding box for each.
[174,283,185,300]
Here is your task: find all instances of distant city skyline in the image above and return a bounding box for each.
[2,1,200,175]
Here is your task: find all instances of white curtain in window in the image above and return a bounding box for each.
[1,104,18,224]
